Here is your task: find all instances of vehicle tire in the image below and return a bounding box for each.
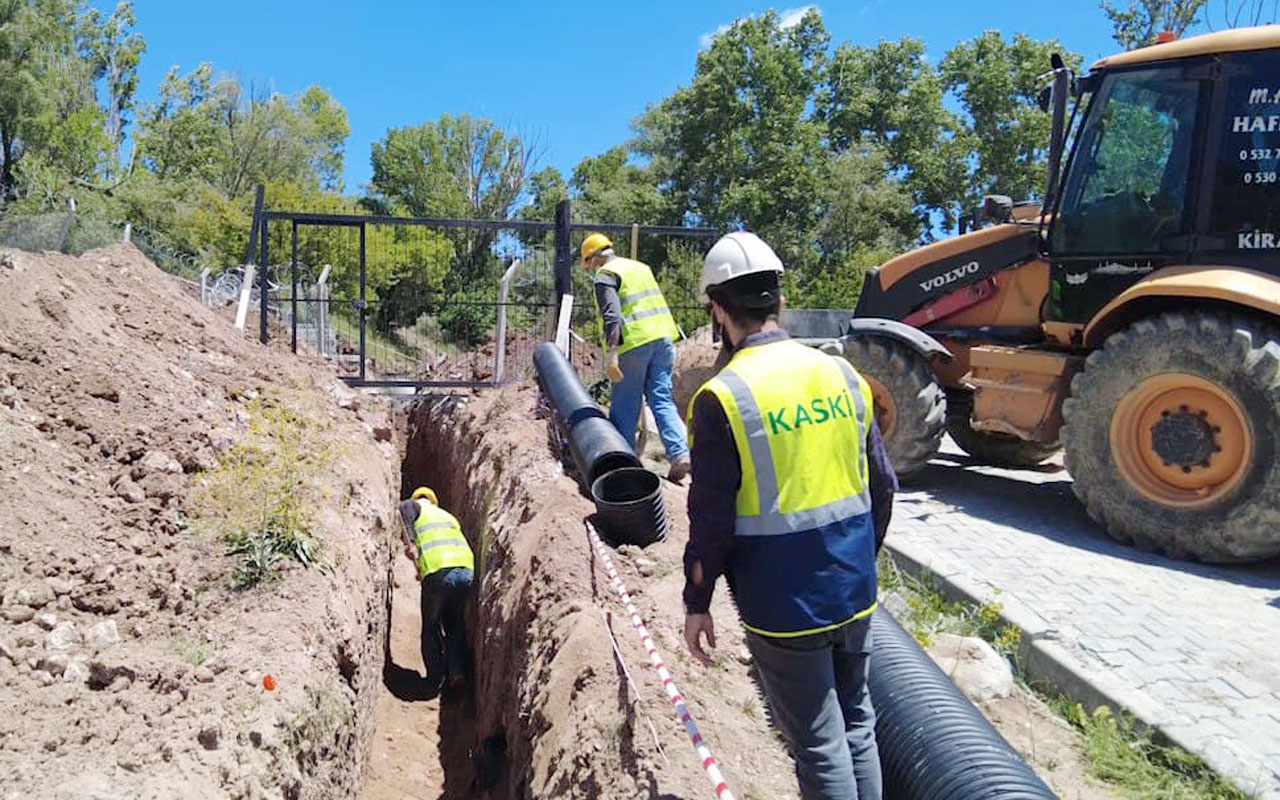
[842,336,946,479]
[947,391,1060,467]
[1062,311,1280,562]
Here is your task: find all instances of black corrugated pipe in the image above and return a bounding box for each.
[591,467,668,547]
[533,342,605,429]
[533,342,668,547]
[868,609,1059,800]
[569,416,643,488]
[533,342,642,487]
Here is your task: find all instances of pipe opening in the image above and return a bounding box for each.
[591,467,668,548]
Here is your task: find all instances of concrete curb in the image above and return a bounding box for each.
[882,535,1255,796]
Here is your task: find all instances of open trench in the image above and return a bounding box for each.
[353,384,805,800]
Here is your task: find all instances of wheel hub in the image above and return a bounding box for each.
[1110,374,1251,508]
[1150,407,1217,470]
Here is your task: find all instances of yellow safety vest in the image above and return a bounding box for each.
[412,500,474,580]
[691,337,877,637]
[596,257,680,355]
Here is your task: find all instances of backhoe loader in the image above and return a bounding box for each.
[812,26,1280,563]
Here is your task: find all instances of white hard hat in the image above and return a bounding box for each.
[699,231,784,301]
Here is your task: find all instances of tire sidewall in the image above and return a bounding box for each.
[1068,317,1280,552]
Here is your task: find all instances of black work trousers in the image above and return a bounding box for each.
[419,566,473,693]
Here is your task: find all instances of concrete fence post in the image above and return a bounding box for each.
[495,258,522,383]
[316,264,331,356]
[234,265,256,331]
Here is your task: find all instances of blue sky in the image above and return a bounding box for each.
[109,1,1165,196]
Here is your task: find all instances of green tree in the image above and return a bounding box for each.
[940,32,1082,223]
[634,8,829,270]
[820,38,969,231]
[79,0,144,170]
[0,0,107,199]
[368,114,541,283]
[571,146,672,226]
[135,65,349,199]
[369,114,537,220]
[1102,0,1205,49]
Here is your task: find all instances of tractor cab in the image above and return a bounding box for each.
[1045,29,1280,328]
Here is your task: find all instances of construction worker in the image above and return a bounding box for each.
[682,232,897,800]
[581,233,691,482]
[398,487,475,696]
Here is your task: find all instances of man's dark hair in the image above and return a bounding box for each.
[707,271,781,324]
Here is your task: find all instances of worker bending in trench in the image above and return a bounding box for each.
[399,487,474,696]
[581,232,692,483]
[682,232,897,800]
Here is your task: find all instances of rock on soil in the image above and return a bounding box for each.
[0,245,399,799]
[926,633,1016,703]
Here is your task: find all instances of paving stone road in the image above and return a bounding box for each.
[886,441,1280,800]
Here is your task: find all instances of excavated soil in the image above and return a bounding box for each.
[399,387,801,799]
[0,242,1118,800]
[0,245,399,799]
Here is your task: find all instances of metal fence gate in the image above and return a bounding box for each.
[249,196,716,391]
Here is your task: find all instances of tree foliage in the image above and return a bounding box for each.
[135,65,348,199]
[369,114,537,220]
[941,32,1083,222]
[79,1,144,167]
[635,9,829,269]
[1102,0,1206,48]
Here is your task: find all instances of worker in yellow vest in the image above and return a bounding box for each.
[398,486,475,696]
[682,232,897,800]
[581,233,691,483]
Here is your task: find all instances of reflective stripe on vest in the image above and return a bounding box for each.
[693,338,877,637]
[412,501,474,579]
[596,258,680,354]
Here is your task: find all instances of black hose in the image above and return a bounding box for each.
[869,609,1058,800]
[534,342,605,429]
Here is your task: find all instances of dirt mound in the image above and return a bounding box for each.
[673,326,722,419]
[0,245,398,799]
[402,386,799,799]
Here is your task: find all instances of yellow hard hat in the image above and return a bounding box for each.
[580,233,613,264]
[411,487,438,505]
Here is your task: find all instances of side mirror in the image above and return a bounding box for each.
[1037,85,1052,113]
[983,195,1014,223]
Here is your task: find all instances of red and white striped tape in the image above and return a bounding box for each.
[586,521,736,800]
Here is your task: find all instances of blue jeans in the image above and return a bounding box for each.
[746,616,882,800]
[420,567,473,692]
[610,338,689,461]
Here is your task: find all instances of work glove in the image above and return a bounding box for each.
[606,350,623,384]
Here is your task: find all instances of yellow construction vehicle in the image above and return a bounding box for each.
[805,26,1280,563]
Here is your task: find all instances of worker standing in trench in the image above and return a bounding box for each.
[581,232,692,483]
[682,232,897,800]
[398,487,475,696]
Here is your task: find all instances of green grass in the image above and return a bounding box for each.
[1050,700,1250,800]
[877,552,1021,658]
[878,551,1249,800]
[328,312,419,373]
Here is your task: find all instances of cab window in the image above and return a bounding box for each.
[1052,67,1202,255]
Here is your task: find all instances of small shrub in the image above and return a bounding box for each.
[439,295,495,347]
[190,394,334,589]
